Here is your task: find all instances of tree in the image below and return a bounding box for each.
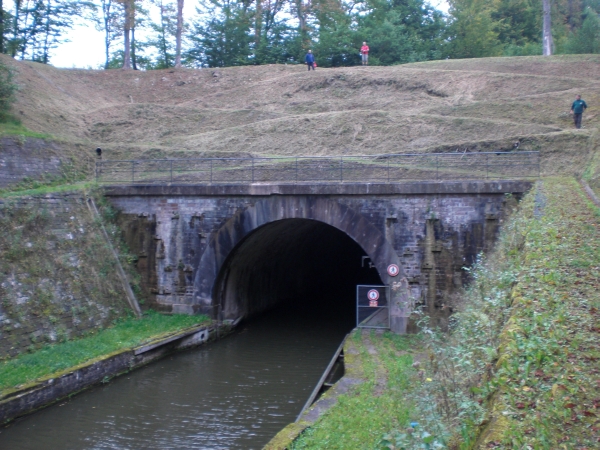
[566,6,600,52]
[0,58,16,118]
[447,0,503,58]
[93,0,121,69]
[187,0,252,67]
[116,0,134,68]
[174,0,182,66]
[542,0,553,54]
[5,0,90,63]
[357,0,445,65]
[492,0,540,47]
[0,0,5,52]
[146,0,177,68]
[292,0,311,50]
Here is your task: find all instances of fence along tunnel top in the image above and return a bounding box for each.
[96,152,540,185]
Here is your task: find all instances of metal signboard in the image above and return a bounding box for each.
[356,285,390,329]
[387,264,400,277]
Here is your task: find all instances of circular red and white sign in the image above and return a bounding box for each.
[387,264,400,277]
[367,289,380,301]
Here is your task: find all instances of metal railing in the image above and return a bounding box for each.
[95,151,540,185]
[357,285,390,329]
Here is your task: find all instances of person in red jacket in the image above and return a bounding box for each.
[360,42,369,66]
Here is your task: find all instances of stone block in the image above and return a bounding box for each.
[172,304,195,314]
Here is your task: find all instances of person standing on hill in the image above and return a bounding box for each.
[360,42,370,66]
[305,50,315,71]
[571,94,588,129]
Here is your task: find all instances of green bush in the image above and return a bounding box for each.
[0,60,16,118]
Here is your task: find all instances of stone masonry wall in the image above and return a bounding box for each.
[108,187,520,326]
[0,137,65,188]
[0,192,132,359]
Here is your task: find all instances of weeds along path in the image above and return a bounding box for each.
[474,177,600,448]
[290,331,418,450]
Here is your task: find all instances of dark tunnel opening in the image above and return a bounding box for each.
[214,219,384,327]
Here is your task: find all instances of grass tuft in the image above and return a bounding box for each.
[291,331,420,449]
[0,311,210,395]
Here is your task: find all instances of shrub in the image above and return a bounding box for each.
[0,60,16,118]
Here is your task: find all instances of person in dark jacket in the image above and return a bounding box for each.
[305,50,315,71]
[571,94,588,129]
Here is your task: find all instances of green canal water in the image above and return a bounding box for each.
[0,308,354,449]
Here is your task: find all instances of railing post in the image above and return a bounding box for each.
[131,161,135,183]
[340,157,343,183]
[210,159,213,184]
[295,157,298,184]
[170,160,173,183]
[252,157,255,183]
[387,157,390,183]
[486,153,489,179]
[436,154,439,181]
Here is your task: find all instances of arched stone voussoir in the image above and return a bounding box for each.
[194,196,410,332]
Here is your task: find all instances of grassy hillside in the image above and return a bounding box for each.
[1,54,599,181]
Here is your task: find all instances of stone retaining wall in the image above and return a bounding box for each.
[0,192,133,359]
[0,324,225,424]
[0,137,66,188]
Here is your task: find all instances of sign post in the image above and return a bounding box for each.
[357,285,390,329]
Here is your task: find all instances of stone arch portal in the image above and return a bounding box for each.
[194,197,411,333]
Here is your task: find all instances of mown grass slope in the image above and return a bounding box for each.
[2,54,599,183]
[473,178,600,448]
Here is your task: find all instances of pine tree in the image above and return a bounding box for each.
[566,6,600,52]
[187,0,252,67]
[447,0,503,58]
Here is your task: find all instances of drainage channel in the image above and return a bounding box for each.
[0,307,353,450]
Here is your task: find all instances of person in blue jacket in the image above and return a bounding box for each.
[571,94,588,129]
[305,50,315,71]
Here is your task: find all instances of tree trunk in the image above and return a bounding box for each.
[19,0,31,60]
[295,0,308,48]
[123,28,131,68]
[542,0,553,56]
[255,0,262,53]
[174,0,183,67]
[11,0,21,57]
[131,26,137,69]
[0,0,4,53]
[159,0,169,67]
[103,0,111,69]
[122,0,133,69]
[42,0,51,63]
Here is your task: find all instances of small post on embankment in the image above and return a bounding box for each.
[86,197,142,318]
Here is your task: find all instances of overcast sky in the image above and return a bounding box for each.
[49,0,450,69]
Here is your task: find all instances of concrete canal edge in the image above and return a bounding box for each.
[264,333,366,450]
[0,323,232,425]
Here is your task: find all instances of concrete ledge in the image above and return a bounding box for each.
[581,179,600,207]
[264,333,366,450]
[103,180,535,197]
[0,323,230,424]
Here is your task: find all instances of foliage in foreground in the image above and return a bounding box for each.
[402,178,600,448]
[0,311,210,394]
[0,60,16,117]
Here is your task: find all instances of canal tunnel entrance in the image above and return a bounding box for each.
[214,219,384,324]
